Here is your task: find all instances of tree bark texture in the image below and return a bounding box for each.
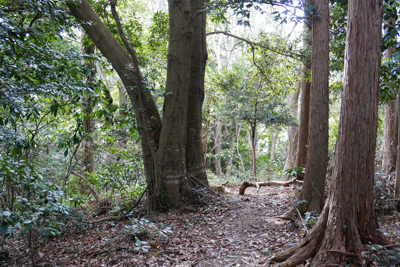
[272,1,388,266]
[299,0,329,215]
[213,119,223,177]
[296,14,312,180]
[186,0,208,185]
[118,81,127,117]
[395,93,400,198]
[382,18,398,174]
[283,89,300,172]
[82,43,96,176]
[270,129,280,162]
[382,100,397,174]
[225,122,241,177]
[382,16,397,174]
[154,0,193,207]
[251,123,257,181]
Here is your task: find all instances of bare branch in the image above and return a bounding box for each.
[206,31,304,61]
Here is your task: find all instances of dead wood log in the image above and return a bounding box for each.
[239,177,300,195]
[211,185,231,194]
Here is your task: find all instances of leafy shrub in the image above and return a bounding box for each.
[0,155,69,239]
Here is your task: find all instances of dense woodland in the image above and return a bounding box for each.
[1,0,400,266]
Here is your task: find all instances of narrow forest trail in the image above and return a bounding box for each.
[2,184,399,266]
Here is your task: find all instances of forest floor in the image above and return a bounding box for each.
[1,183,400,267]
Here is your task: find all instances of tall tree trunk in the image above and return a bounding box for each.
[153,0,193,207]
[118,81,127,117]
[270,129,280,162]
[382,101,397,173]
[225,122,241,177]
[213,119,223,177]
[203,105,210,162]
[296,13,312,180]
[283,88,300,172]
[299,0,329,215]
[186,0,208,185]
[82,43,95,176]
[251,123,257,181]
[272,1,389,266]
[382,16,397,174]
[396,94,400,198]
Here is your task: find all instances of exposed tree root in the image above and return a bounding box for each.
[269,202,391,267]
[239,178,301,195]
[269,204,329,266]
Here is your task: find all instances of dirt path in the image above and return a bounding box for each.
[1,184,399,266]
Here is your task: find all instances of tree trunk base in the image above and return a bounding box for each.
[269,203,391,267]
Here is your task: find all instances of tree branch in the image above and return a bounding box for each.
[206,31,304,61]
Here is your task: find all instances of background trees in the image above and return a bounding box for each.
[1,1,400,265]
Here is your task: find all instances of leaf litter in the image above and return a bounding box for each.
[1,184,399,266]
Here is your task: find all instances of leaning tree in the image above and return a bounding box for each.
[271,0,390,266]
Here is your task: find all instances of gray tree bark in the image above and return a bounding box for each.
[283,88,300,172]
[186,0,208,185]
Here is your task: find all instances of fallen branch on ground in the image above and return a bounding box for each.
[239,177,301,195]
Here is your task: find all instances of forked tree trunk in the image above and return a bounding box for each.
[298,0,329,215]
[67,0,162,187]
[68,0,208,210]
[296,13,312,180]
[185,0,208,185]
[272,1,389,266]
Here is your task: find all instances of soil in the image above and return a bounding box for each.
[1,184,399,266]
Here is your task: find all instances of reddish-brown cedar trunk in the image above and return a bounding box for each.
[272,1,389,266]
[296,13,312,180]
[299,0,329,215]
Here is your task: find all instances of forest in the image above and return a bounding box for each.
[1,0,400,266]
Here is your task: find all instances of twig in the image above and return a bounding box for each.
[114,178,154,224]
[82,246,130,256]
[294,206,309,234]
[187,173,219,195]
[383,243,400,248]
